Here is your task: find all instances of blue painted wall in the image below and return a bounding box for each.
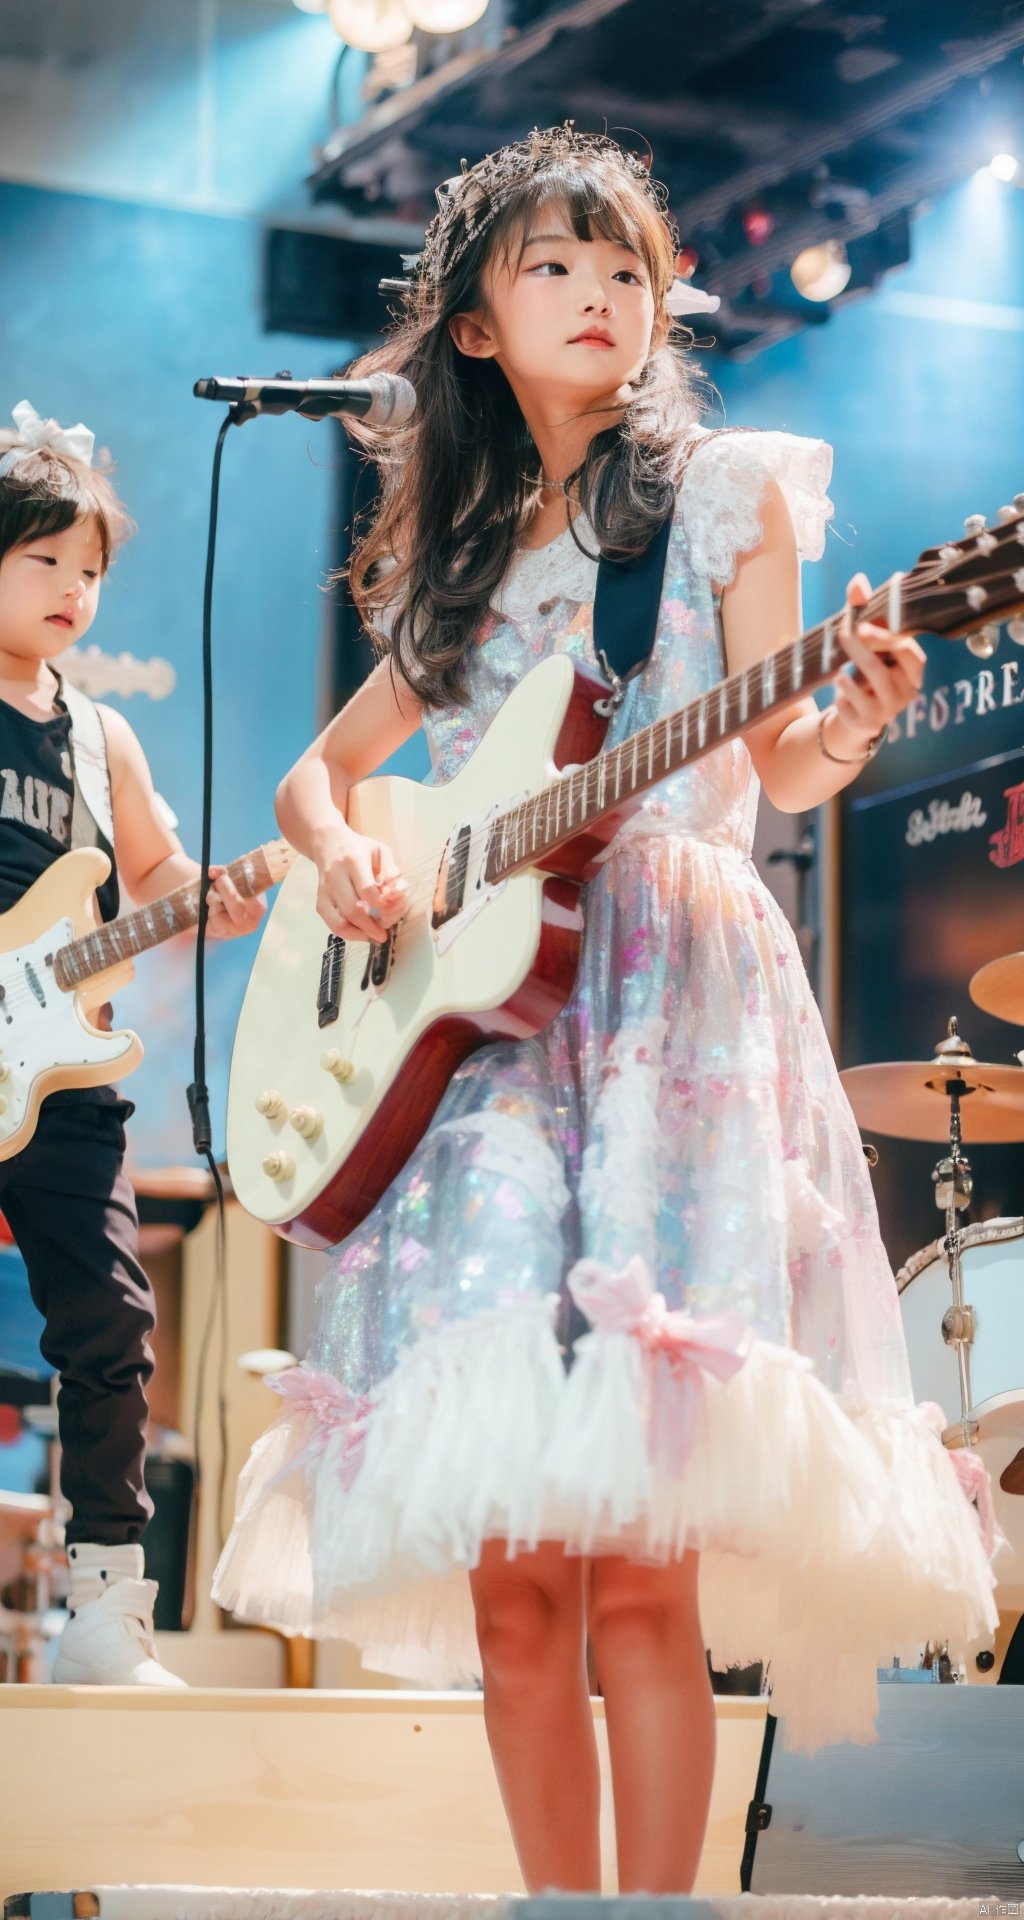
[0,178,355,1164]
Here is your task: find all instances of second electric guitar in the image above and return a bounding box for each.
[0,839,293,1160]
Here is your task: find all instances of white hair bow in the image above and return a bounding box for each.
[666,278,720,318]
[3,398,95,467]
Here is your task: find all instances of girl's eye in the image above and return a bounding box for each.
[29,555,58,566]
[84,570,99,580]
[528,260,568,276]
[614,269,644,286]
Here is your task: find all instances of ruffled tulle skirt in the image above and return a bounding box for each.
[214,831,998,1751]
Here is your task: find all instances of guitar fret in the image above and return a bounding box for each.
[647,729,655,781]
[630,733,639,790]
[762,653,777,707]
[566,779,575,829]
[718,682,728,733]
[821,616,838,673]
[546,784,554,841]
[791,645,804,692]
[697,696,709,749]
[598,755,607,809]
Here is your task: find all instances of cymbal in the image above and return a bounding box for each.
[840,1058,1024,1143]
[971,952,1024,1026]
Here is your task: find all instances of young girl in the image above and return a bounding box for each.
[215,130,997,1890]
[0,402,264,1685]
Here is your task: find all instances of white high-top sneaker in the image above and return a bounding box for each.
[52,1543,188,1687]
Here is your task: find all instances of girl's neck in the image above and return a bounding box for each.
[0,646,60,692]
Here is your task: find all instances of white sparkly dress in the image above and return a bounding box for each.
[214,429,997,1749]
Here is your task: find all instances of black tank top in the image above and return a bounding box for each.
[0,696,120,923]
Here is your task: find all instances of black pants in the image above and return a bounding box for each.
[0,1093,155,1546]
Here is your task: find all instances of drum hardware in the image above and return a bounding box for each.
[839,1014,1024,1145]
[930,1022,980,1451]
[1001,1449,1024,1496]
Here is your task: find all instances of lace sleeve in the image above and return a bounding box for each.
[679,428,834,590]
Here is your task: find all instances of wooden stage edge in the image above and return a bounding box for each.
[0,1688,766,1900]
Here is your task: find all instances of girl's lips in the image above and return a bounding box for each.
[46,614,74,629]
[570,333,614,347]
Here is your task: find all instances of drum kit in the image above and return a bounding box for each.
[840,953,1024,1624]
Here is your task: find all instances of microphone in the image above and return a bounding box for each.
[192,371,416,428]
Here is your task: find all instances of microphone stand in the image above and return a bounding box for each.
[188,399,258,1159]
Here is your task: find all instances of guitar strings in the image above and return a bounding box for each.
[2,549,1017,1021]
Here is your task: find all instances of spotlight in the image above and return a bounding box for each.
[742,206,774,247]
[790,238,852,302]
[328,0,413,48]
[990,151,1021,183]
[406,0,490,26]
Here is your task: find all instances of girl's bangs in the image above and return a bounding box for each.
[495,163,672,286]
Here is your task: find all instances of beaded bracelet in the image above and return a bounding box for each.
[817,709,885,766]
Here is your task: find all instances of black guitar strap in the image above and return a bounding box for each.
[592,507,673,703]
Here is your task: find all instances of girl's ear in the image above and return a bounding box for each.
[449,311,499,360]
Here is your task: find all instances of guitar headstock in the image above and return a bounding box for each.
[907,496,1024,654]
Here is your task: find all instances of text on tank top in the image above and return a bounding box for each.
[0,696,119,923]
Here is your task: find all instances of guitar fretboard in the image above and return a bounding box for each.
[54,842,292,991]
[485,610,853,881]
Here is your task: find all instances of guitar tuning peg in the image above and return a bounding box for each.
[939,543,960,565]
[964,514,987,536]
[1008,617,1024,646]
[1014,493,1024,512]
[966,625,1000,659]
[998,505,1018,524]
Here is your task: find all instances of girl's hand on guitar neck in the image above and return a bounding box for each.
[313,825,408,944]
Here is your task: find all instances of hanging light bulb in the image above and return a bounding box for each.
[406,0,490,26]
[328,0,413,49]
[790,238,852,302]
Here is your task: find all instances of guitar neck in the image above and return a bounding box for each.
[54,840,293,991]
[485,605,857,883]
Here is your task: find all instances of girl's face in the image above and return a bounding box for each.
[456,199,657,412]
[0,516,103,665]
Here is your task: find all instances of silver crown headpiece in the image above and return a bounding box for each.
[381,124,678,302]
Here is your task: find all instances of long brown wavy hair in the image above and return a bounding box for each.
[344,141,704,709]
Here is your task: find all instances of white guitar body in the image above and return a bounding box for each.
[0,849,139,1161]
[227,655,593,1248]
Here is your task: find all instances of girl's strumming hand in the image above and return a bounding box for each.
[314,828,408,943]
[828,573,927,756]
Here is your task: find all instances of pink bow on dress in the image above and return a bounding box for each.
[267,1366,372,1492]
[920,1401,1000,1558]
[569,1255,752,1474]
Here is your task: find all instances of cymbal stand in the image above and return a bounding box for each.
[930,1028,978,1448]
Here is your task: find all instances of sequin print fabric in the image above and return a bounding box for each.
[214,440,999,1746]
[311,482,909,1409]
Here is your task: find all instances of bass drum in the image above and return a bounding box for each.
[898,1216,1024,1609]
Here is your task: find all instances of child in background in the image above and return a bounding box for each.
[0,401,264,1685]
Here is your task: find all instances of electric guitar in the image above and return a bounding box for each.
[0,840,293,1160]
[226,501,1024,1249]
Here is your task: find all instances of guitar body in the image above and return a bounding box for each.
[227,655,612,1248]
[0,848,141,1163]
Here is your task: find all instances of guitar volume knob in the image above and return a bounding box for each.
[321,1050,355,1083]
[289,1105,322,1140]
[0,1064,10,1084]
[262,1151,295,1182]
[256,1089,285,1118]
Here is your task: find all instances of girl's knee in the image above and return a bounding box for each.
[473,1558,583,1690]
[587,1556,701,1663]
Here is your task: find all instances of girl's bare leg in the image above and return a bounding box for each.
[470,1539,601,1892]
[587,1550,715,1893]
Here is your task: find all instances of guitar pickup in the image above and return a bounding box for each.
[431,822,472,930]
[317,934,345,1028]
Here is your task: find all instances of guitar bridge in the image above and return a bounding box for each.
[317,934,345,1028]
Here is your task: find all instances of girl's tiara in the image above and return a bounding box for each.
[381,123,678,300]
